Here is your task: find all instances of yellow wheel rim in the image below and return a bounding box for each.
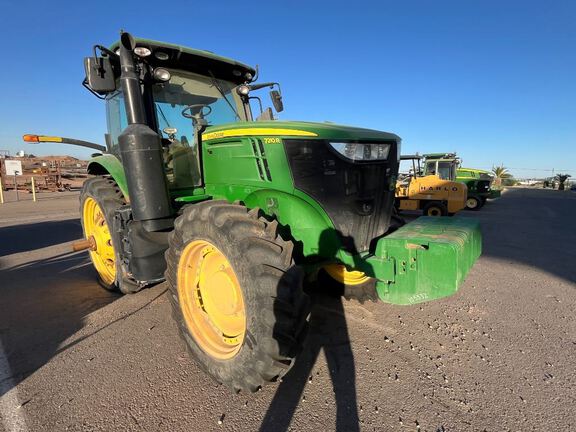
[82,197,116,285]
[466,198,478,209]
[324,264,371,286]
[177,240,246,360]
[427,207,442,216]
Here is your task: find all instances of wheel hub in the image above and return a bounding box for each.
[178,240,246,359]
[82,197,116,285]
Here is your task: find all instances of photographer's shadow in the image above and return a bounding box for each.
[260,229,363,432]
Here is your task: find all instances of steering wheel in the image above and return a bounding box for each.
[181,104,212,119]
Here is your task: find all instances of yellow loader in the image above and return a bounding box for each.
[395,155,467,216]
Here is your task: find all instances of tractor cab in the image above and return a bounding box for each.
[88,39,281,194]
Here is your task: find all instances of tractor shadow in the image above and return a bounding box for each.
[0,218,83,256]
[0,219,120,397]
[261,229,366,432]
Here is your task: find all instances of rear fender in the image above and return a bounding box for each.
[87,154,129,199]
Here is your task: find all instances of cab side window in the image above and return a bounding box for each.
[437,162,452,180]
[105,92,127,156]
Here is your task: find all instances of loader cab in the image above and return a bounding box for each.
[422,153,460,181]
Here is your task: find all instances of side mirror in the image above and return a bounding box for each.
[84,57,116,94]
[270,90,284,113]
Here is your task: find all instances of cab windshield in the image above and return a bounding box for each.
[425,161,456,180]
[152,70,246,189]
[105,70,248,191]
[153,70,244,132]
[437,161,456,180]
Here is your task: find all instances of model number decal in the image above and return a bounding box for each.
[263,137,281,144]
[408,293,429,304]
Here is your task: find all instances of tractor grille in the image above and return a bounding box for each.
[477,180,491,193]
[250,138,272,182]
[284,139,398,253]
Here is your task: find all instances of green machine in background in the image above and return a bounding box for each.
[27,33,481,392]
[422,153,500,210]
[457,167,501,203]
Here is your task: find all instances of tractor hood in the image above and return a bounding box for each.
[202,121,401,142]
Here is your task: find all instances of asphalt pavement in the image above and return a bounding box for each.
[0,188,575,431]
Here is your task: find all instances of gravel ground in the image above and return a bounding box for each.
[0,187,574,432]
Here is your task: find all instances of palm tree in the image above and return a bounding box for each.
[554,173,571,191]
[492,165,513,187]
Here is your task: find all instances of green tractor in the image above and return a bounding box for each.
[422,153,499,210]
[456,167,501,205]
[26,32,481,392]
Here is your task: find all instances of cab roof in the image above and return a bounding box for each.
[109,38,256,85]
[423,152,458,160]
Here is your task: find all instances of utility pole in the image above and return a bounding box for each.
[14,170,20,201]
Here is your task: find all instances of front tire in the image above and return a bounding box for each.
[165,201,310,392]
[318,265,378,303]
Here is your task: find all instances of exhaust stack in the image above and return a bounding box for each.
[117,32,173,231]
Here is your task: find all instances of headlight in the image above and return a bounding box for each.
[153,68,171,82]
[236,84,250,96]
[134,46,152,57]
[329,142,391,161]
[154,51,169,61]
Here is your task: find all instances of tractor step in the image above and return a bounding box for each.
[370,216,481,305]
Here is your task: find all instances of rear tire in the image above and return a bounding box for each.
[165,201,310,392]
[422,201,448,216]
[80,176,140,294]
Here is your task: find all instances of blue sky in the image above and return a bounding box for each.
[0,0,574,178]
